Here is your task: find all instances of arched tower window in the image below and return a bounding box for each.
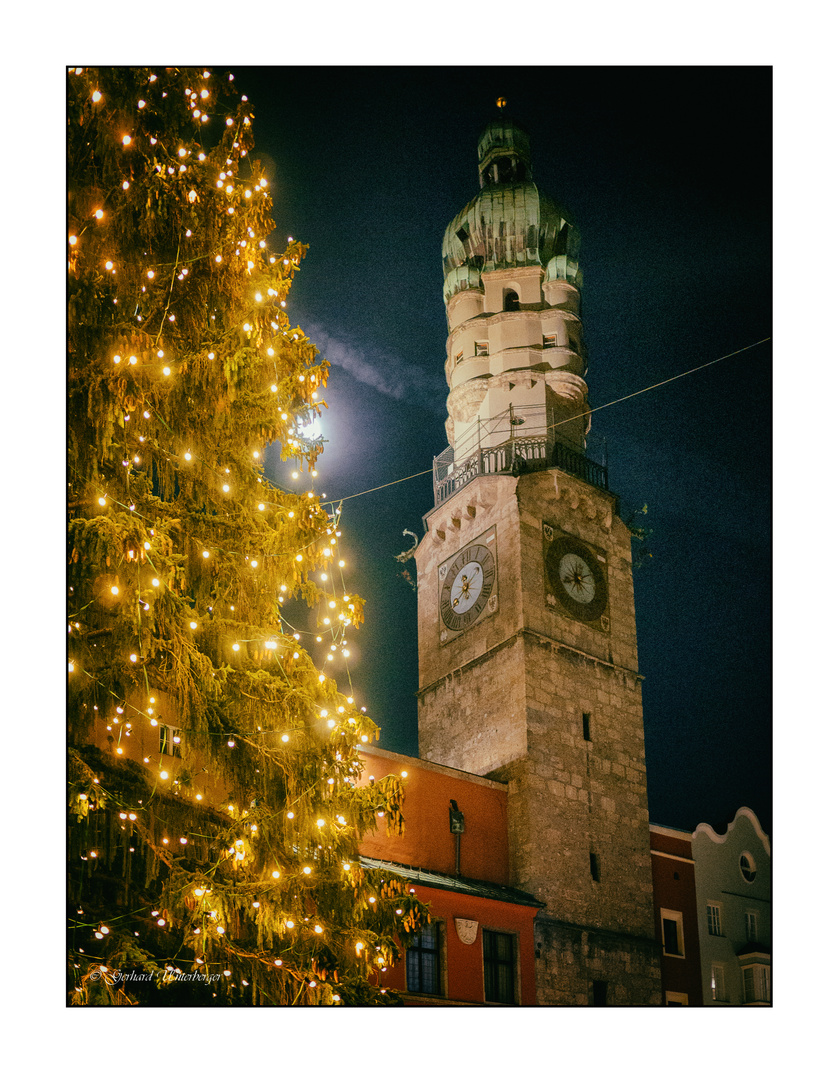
[503,289,520,312]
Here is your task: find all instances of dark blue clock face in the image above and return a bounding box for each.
[545,535,608,623]
[440,542,496,633]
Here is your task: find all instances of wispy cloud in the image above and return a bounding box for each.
[305,324,445,409]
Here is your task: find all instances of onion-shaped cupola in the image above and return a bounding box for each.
[442,104,582,306]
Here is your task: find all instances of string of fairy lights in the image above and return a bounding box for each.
[68,65,369,724]
[68,69,421,1000]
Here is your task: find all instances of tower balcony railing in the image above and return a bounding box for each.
[432,405,608,506]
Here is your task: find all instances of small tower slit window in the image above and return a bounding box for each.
[543,333,557,349]
[589,851,600,881]
[582,712,591,741]
[454,350,464,365]
[475,341,489,357]
[503,289,519,312]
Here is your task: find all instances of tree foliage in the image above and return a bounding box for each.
[67,66,427,1006]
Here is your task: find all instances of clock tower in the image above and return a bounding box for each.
[415,107,661,1005]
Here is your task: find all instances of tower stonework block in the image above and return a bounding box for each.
[416,106,661,1004]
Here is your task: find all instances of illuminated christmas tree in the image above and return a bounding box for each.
[67,66,426,1006]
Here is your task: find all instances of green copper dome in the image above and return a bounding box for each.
[442,114,581,304]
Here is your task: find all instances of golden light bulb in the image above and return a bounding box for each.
[189,621,197,630]
[303,866,312,875]
[91,90,102,102]
[160,771,168,780]
[162,366,171,376]
[110,585,119,595]
[122,135,132,146]
[286,920,294,929]
[202,550,210,558]
[286,811,294,819]
[232,643,240,652]
[151,578,160,587]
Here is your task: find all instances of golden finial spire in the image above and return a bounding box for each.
[496,96,507,111]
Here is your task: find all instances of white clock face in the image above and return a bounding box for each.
[439,537,497,636]
[450,560,484,614]
[558,552,596,604]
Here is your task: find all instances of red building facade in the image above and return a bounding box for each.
[359,748,540,1006]
[649,824,703,1005]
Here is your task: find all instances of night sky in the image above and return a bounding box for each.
[227,67,771,835]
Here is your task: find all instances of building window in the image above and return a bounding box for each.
[666,991,689,1006]
[661,909,684,957]
[160,725,182,757]
[589,851,600,882]
[745,911,758,942]
[711,964,726,1002]
[740,852,757,883]
[742,964,771,1004]
[503,290,519,312]
[707,903,723,936]
[582,712,591,741]
[543,334,557,349]
[592,980,608,1006]
[483,929,515,1004]
[456,224,469,244]
[454,351,464,365]
[475,341,489,356]
[406,922,442,996]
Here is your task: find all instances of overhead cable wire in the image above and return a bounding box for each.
[327,336,772,505]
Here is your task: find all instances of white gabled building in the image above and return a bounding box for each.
[692,807,771,1005]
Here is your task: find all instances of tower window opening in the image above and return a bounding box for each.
[582,712,591,741]
[456,225,470,244]
[475,341,489,357]
[589,851,600,881]
[503,290,519,312]
[592,979,608,1006]
[543,334,557,349]
[454,351,464,365]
